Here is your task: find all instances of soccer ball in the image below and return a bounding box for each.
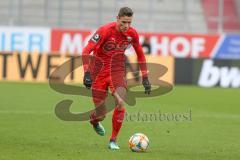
[128,133,149,152]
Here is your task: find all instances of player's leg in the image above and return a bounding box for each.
[90,93,107,136]
[109,86,127,150]
[90,77,108,136]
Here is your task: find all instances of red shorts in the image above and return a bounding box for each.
[91,72,127,105]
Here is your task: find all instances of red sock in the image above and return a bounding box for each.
[110,107,126,141]
[89,112,98,125]
[89,111,106,125]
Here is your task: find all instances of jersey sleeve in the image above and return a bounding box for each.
[82,27,105,72]
[131,30,148,78]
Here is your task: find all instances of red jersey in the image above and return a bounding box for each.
[82,22,147,78]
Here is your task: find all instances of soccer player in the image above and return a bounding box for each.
[82,7,151,150]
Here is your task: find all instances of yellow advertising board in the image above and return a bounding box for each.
[0,52,174,84]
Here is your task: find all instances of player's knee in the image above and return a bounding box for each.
[116,100,125,111]
[117,99,124,108]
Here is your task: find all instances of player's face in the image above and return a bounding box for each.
[117,16,132,32]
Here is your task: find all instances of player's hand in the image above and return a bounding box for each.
[83,72,92,89]
[142,77,151,94]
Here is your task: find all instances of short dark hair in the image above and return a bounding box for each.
[118,7,133,17]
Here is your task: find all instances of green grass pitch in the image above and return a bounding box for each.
[0,82,239,160]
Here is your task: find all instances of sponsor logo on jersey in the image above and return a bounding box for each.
[103,40,129,52]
